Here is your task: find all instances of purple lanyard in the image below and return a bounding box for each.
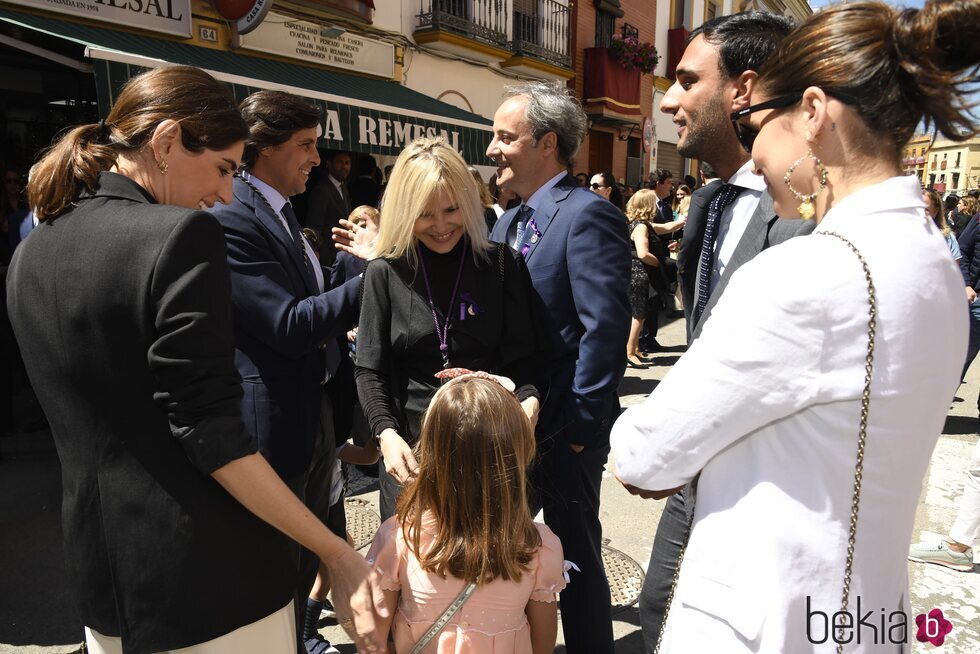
[416,242,467,369]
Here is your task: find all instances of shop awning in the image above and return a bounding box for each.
[0,7,494,163]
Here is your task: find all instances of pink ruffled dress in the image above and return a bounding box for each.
[366,514,567,654]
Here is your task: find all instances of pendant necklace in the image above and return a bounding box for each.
[416,241,467,370]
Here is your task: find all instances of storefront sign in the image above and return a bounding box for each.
[234,0,270,35]
[227,82,486,160]
[238,12,394,79]
[7,0,191,37]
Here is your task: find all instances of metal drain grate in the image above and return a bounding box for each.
[602,544,645,612]
[344,497,381,550]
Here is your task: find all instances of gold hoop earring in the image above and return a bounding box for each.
[158,159,169,174]
[783,148,827,220]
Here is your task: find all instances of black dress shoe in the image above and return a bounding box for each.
[626,357,649,369]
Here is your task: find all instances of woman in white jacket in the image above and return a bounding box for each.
[611,1,979,651]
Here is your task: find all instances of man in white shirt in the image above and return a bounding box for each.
[303,151,352,266]
[637,11,812,651]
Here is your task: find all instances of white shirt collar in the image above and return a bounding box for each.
[242,170,289,215]
[328,173,345,193]
[525,171,569,213]
[819,176,924,230]
[728,159,767,192]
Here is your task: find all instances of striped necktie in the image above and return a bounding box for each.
[694,183,743,325]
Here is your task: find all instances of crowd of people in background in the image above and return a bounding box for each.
[2,1,980,653]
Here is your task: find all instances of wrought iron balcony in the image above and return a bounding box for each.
[511,0,571,69]
[416,0,509,50]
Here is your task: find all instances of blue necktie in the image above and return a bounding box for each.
[510,204,534,251]
[285,202,341,382]
[281,202,314,283]
[694,184,743,324]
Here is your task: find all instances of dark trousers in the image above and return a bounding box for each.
[533,440,615,654]
[285,398,337,653]
[638,485,692,651]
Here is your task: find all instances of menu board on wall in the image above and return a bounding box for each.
[238,12,394,79]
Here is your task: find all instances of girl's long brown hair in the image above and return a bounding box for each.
[396,377,541,584]
[28,65,247,221]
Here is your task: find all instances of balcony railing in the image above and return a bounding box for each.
[416,0,571,70]
[417,0,509,49]
[511,0,571,68]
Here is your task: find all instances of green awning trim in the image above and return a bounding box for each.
[0,7,494,163]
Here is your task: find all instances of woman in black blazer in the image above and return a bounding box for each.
[6,66,385,654]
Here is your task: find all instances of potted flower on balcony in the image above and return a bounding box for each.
[610,33,660,74]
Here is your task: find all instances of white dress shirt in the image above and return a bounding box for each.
[710,159,767,295]
[611,176,966,652]
[243,171,324,293]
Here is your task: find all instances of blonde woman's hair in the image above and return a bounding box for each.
[397,377,540,584]
[677,195,692,218]
[625,188,658,222]
[374,138,490,266]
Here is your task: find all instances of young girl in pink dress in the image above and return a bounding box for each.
[366,374,566,654]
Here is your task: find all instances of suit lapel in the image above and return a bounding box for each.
[522,175,576,263]
[725,191,774,273]
[235,177,319,296]
[692,190,775,339]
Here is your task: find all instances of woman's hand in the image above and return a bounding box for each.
[521,396,540,430]
[322,546,389,653]
[378,428,419,484]
[967,286,976,305]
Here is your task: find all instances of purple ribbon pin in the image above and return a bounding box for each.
[521,217,542,258]
[459,292,484,320]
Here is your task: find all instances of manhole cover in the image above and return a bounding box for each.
[602,544,645,612]
[345,497,381,550]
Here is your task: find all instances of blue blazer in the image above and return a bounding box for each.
[490,174,630,449]
[211,177,361,478]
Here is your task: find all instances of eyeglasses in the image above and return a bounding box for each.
[729,93,804,154]
[730,89,860,153]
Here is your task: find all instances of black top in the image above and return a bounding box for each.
[6,173,293,653]
[355,237,542,444]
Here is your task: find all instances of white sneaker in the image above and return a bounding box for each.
[908,540,974,572]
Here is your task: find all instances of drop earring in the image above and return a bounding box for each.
[783,148,827,220]
[157,159,169,174]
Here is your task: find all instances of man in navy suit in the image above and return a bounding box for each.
[209,91,363,654]
[487,82,630,654]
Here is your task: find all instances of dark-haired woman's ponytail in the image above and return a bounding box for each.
[892,0,980,141]
[28,123,117,221]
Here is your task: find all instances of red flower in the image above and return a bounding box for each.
[610,33,660,74]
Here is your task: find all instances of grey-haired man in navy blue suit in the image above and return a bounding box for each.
[488,82,630,654]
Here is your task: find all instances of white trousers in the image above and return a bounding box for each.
[84,601,295,654]
[950,437,980,547]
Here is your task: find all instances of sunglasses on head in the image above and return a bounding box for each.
[729,89,860,154]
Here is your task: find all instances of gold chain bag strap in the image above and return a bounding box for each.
[653,230,877,654]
